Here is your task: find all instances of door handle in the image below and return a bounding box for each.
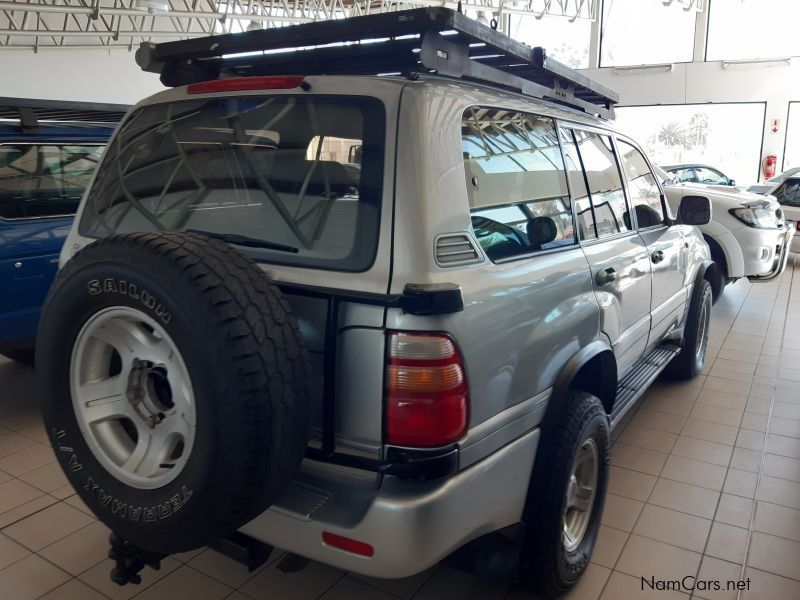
[596,267,617,285]
[651,250,665,264]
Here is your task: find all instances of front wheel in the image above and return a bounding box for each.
[664,278,712,380]
[519,391,610,599]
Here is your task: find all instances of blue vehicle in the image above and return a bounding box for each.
[0,98,127,363]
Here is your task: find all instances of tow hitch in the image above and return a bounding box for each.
[108,533,167,586]
[107,530,273,586]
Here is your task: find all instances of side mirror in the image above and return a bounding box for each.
[729,179,736,186]
[678,195,711,225]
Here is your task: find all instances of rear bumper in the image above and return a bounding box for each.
[239,429,539,578]
[747,226,794,282]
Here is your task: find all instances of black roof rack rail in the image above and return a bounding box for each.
[135,7,618,120]
[0,97,129,133]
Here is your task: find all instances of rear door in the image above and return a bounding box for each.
[559,126,652,376]
[0,143,103,348]
[616,138,687,347]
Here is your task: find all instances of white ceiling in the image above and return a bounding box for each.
[0,0,600,50]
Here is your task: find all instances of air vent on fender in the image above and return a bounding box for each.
[434,234,482,267]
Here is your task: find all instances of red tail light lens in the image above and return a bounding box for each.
[385,332,468,447]
[796,221,800,232]
[187,76,306,94]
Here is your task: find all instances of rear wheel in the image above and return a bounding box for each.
[519,391,609,599]
[664,278,712,380]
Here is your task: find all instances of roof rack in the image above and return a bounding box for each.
[0,97,129,133]
[135,7,618,120]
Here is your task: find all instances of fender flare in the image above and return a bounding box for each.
[550,339,617,417]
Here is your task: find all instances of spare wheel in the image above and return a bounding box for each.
[37,232,311,553]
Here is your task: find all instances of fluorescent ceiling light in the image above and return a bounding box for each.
[134,0,170,13]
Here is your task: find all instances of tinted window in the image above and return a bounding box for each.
[572,130,629,238]
[558,128,595,240]
[774,180,800,206]
[80,96,385,272]
[462,108,574,261]
[0,144,103,220]
[617,140,665,228]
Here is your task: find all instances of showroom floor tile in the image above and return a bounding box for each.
[1,257,800,599]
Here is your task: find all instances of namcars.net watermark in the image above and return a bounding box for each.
[642,576,751,593]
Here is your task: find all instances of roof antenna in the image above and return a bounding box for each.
[457,1,462,13]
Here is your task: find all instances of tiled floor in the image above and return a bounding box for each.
[1,258,800,600]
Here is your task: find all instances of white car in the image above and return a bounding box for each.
[747,173,800,253]
[655,166,794,299]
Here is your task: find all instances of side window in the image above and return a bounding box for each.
[775,180,800,206]
[694,167,727,185]
[462,107,575,261]
[558,127,596,240]
[675,168,696,182]
[617,139,665,228]
[572,130,630,238]
[0,144,104,220]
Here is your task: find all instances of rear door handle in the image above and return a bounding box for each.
[651,250,665,264]
[596,267,617,285]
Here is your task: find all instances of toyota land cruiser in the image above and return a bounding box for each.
[37,8,714,598]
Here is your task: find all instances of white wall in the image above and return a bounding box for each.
[0,48,164,105]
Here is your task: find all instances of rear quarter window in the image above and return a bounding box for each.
[80,96,385,272]
[0,144,103,220]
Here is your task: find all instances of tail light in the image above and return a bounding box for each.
[796,221,800,232]
[187,76,306,94]
[385,332,468,447]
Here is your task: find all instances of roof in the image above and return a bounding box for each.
[135,7,618,120]
[662,163,728,172]
[0,97,129,134]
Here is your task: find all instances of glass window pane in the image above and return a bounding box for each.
[573,130,629,237]
[775,180,800,206]
[462,108,574,260]
[600,0,695,67]
[707,0,800,61]
[613,103,766,185]
[559,128,595,240]
[617,139,665,227]
[81,96,385,272]
[0,144,103,220]
[693,167,728,185]
[785,102,800,171]
[510,16,591,69]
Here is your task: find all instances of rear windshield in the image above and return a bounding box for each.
[80,95,385,272]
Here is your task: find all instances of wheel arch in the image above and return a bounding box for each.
[551,340,618,417]
[702,234,727,299]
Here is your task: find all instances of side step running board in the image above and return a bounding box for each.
[610,343,681,430]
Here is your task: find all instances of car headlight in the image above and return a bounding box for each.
[729,207,783,229]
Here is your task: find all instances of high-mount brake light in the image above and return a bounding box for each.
[385,332,468,448]
[187,76,306,94]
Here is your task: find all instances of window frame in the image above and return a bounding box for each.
[613,134,669,231]
[461,106,582,265]
[613,101,768,184]
[599,0,697,68]
[0,142,105,222]
[557,121,637,245]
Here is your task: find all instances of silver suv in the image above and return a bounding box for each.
[37,8,714,598]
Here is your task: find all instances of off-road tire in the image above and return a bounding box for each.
[519,391,609,599]
[664,278,712,380]
[37,232,311,553]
